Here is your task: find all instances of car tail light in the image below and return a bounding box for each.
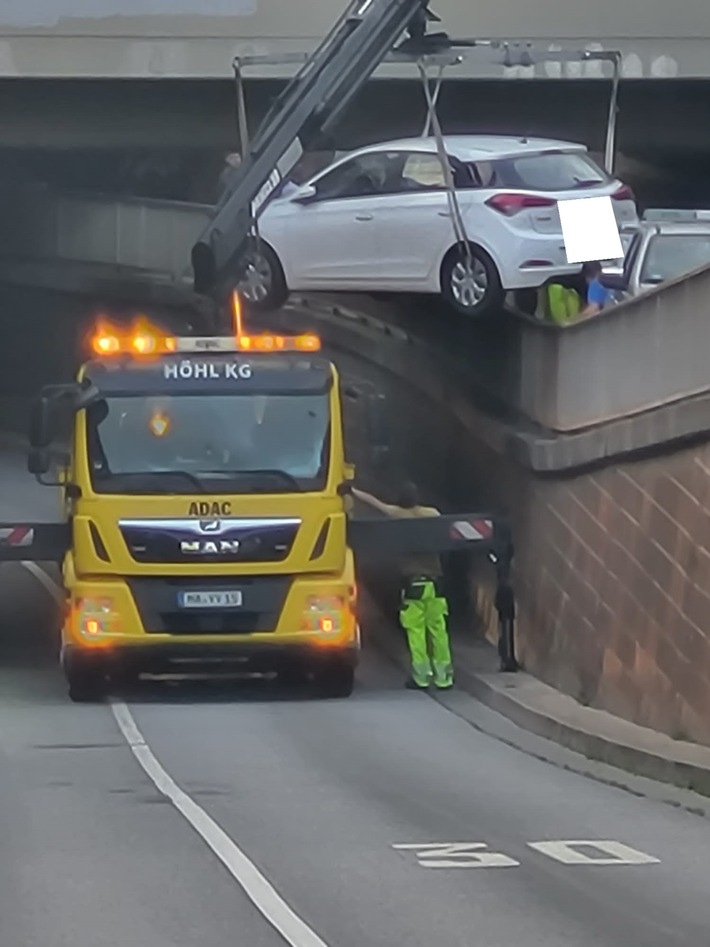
[611,184,635,202]
[486,193,556,216]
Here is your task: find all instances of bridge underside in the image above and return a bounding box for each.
[0,78,709,208]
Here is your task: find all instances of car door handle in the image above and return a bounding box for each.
[355,214,373,221]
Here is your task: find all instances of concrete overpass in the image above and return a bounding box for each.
[0,0,708,79]
[0,3,707,201]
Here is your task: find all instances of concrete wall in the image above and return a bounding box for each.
[265,304,710,747]
[0,0,708,78]
[505,448,710,744]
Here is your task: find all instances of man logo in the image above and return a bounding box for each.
[180,539,241,556]
[199,520,221,533]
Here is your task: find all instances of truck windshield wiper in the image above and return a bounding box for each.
[106,471,207,492]
[201,469,304,490]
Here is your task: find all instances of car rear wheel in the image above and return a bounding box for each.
[441,245,504,317]
[238,244,289,312]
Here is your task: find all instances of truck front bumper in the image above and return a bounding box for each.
[63,639,359,677]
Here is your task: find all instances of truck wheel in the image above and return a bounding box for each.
[65,657,107,703]
[314,660,355,699]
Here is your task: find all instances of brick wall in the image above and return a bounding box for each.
[507,446,710,745]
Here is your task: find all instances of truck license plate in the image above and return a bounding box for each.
[178,590,243,609]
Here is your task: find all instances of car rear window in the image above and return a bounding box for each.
[640,233,710,284]
[470,151,610,192]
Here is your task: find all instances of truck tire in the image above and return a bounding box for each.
[67,669,107,703]
[64,652,107,702]
[313,660,355,699]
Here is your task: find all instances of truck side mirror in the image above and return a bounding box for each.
[28,447,70,485]
[28,447,51,475]
[365,392,390,466]
[29,395,53,449]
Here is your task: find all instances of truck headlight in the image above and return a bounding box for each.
[301,595,346,636]
[75,597,119,638]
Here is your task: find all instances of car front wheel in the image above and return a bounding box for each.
[238,244,289,312]
[441,245,504,317]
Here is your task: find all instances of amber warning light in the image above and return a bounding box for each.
[90,308,320,357]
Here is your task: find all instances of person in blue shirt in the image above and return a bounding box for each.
[580,260,612,317]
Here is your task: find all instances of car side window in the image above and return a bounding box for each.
[311,152,400,201]
[398,153,447,191]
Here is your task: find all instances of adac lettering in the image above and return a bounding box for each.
[188,501,232,517]
[163,360,252,381]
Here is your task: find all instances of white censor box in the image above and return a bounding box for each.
[558,195,623,264]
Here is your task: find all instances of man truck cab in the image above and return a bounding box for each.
[30,320,363,700]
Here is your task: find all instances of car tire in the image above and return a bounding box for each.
[238,243,289,312]
[440,244,504,317]
[313,659,355,699]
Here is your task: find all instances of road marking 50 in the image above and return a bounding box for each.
[393,843,519,868]
[393,840,659,869]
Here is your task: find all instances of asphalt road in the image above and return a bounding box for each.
[3,637,710,947]
[2,372,710,946]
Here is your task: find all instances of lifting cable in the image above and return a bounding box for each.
[418,60,474,276]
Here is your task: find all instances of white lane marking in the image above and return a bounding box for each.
[528,840,660,866]
[19,560,65,606]
[110,701,330,947]
[393,842,519,868]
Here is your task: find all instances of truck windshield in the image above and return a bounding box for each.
[86,392,331,494]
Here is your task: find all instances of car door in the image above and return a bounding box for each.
[364,151,455,288]
[279,152,397,288]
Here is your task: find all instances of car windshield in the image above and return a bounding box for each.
[640,233,710,284]
[470,151,610,191]
[86,393,331,494]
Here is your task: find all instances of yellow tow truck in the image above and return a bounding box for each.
[0,312,505,700]
[26,316,371,700]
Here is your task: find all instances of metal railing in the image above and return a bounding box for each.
[0,186,212,283]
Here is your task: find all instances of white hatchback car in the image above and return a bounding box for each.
[240,135,638,317]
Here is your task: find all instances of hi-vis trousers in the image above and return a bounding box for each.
[399,577,453,688]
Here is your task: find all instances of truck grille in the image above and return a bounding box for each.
[119,517,300,565]
[127,575,293,635]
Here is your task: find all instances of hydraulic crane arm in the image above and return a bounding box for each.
[191,0,440,296]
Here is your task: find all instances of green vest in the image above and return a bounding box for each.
[546,283,582,325]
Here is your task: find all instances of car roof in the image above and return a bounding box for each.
[640,221,710,236]
[351,135,588,161]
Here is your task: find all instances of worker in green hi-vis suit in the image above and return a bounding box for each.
[352,482,454,690]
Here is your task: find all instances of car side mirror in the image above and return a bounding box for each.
[601,272,629,292]
[292,184,318,205]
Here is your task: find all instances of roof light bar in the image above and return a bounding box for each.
[90,319,321,357]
